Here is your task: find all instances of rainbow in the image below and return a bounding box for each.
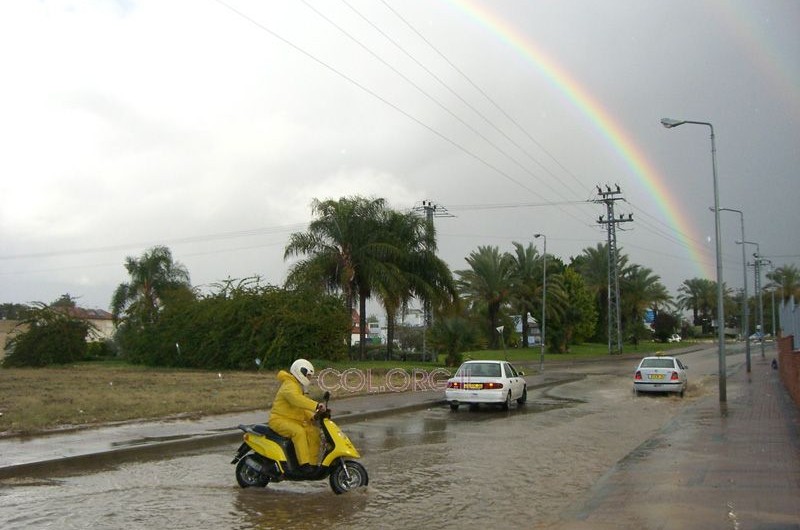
[711,0,799,120]
[449,0,715,279]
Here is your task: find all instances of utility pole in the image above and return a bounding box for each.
[595,185,633,355]
[413,200,453,362]
[751,257,763,358]
[753,254,772,358]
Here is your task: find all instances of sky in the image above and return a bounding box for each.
[1,0,798,314]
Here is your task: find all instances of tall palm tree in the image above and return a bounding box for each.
[455,246,514,349]
[508,242,541,348]
[766,264,800,302]
[372,209,455,360]
[111,245,192,326]
[573,242,630,341]
[677,278,716,331]
[549,266,597,352]
[620,265,670,338]
[284,196,388,359]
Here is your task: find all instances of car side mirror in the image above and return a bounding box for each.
[518,371,525,376]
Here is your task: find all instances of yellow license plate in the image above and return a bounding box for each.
[465,383,483,390]
[648,374,664,380]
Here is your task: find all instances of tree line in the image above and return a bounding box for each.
[3,195,798,368]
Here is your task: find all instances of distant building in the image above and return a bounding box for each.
[0,306,115,360]
[350,310,387,345]
[61,307,115,341]
[513,313,541,346]
[400,308,425,327]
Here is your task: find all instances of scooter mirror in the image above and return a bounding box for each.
[323,391,331,402]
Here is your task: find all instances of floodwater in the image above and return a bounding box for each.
[0,370,707,529]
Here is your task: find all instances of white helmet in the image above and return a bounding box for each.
[290,358,315,389]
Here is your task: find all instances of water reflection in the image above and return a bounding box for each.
[0,392,584,529]
[234,487,368,530]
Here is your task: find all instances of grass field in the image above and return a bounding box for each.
[0,340,692,436]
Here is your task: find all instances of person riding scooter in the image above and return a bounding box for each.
[267,359,327,475]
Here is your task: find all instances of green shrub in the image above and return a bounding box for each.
[117,280,350,370]
[3,303,91,367]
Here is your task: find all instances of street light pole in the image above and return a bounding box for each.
[754,254,768,359]
[760,258,775,338]
[719,208,750,373]
[661,117,726,402]
[739,240,763,358]
[768,263,776,338]
[534,233,547,373]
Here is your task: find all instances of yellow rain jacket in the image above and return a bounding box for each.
[268,370,321,466]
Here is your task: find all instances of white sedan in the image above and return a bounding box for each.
[633,356,688,397]
[445,360,527,411]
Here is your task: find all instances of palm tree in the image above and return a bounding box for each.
[677,278,716,332]
[508,242,541,348]
[620,265,670,340]
[548,267,597,352]
[111,246,192,326]
[766,264,800,302]
[455,246,514,349]
[573,242,630,342]
[372,208,455,360]
[285,196,388,359]
[508,242,569,347]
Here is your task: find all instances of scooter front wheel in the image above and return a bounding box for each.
[329,460,368,494]
[236,457,270,488]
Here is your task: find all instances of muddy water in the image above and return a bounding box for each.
[0,375,703,529]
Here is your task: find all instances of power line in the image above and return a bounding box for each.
[296,0,596,229]
[343,0,590,203]
[212,0,547,200]
[447,200,589,211]
[378,0,589,195]
[0,223,307,261]
[210,1,720,281]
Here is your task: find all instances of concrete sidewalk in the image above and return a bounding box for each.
[549,355,800,529]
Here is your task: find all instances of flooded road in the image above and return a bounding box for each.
[0,349,728,529]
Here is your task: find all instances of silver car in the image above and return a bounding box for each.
[633,356,688,397]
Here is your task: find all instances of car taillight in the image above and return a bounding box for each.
[635,371,642,380]
[447,381,462,389]
[483,382,503,389]
[670,371,679,381]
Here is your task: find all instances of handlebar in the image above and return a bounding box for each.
[313,391,332,423]
[312,408,331,423]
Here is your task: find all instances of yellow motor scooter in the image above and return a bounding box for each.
[231,391,368,494]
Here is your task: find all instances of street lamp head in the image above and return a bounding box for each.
[660,118,685,129]
[534,233,543,238]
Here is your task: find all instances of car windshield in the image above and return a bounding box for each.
[640,358,676,369]
[456,362,501,378]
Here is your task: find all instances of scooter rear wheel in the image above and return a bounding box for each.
[329,460,368,494]
[236,457,270,488]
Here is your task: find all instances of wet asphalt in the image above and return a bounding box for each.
[1,345,798,529]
